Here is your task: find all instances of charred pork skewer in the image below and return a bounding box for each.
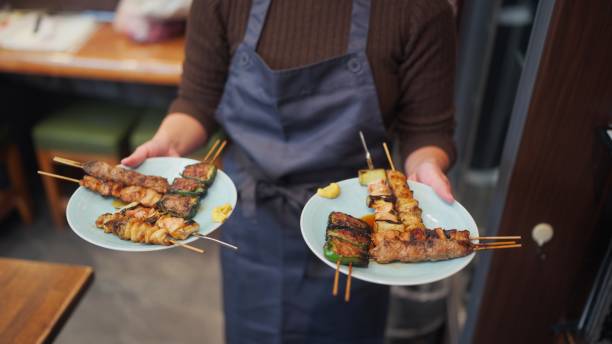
[369,232,474,263]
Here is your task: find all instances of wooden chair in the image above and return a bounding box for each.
[33,101,141,228]
[0,139,34,224]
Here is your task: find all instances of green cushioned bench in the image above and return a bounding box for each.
[33,102,141,155]
[33,101,142,227]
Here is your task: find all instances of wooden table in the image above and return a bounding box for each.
[0,23,184,85]
[0,258,94,344]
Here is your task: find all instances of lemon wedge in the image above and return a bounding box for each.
[212,203,233,223]
[317,182,340,199]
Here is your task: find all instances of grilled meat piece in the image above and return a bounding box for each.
[328,211,371,232]
[83,160,169,193]
[370,235,474,263]
[170,177,206,196]
[182,162,217,186]
[119,186,162,207]
[386,170,424,231]
[96,214,172,245]
[324,212,373,267]
[96,207,200,244]
[157,194,200,219]
[80,175,162,207]
[80,175,122,197]
[156,215,199,240]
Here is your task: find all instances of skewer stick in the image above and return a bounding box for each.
[474,244,522,251]
[53,156,83,168]
[192,233,238,250]
[332,260,340,296]
[472,236,522,240]
[358,131,374,169]
[202,140,220,162]
[169,239,205,254]
[210,140,227,163]
[38,171,80,184]
[382,142,396,171]
[476,241,517,246]
[344,263,353,302]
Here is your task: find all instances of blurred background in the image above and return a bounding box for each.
[0,0,610,343]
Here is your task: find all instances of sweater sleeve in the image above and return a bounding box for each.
[395,0,457,166]
[168,0,229,134]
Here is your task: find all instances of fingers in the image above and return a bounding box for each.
[121,144,150,167]
[430,175,455,204]
[409,161,455,204]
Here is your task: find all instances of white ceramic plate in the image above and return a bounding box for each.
[300,178,478,286]
[66,157,237,252]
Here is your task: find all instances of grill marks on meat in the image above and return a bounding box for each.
[370,230,474,263]
[325,212,373,267]
[83,160,169,193]
[80,175,162,207]
[360,169,474,264]
[170,178,203,193]
[386,170,425,232]
[157,194,200,219]
[95,207,200,245]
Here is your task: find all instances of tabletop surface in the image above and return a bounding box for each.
[0,23,184,85]
[0,258,93,344]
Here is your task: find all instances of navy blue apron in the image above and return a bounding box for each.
[216,1,390,343]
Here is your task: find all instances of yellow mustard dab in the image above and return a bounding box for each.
[212,203,233,223]
[317,182,340,199]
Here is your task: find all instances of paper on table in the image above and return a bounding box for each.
[0,13,97,52]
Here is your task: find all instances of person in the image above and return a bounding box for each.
[122,0,456,343]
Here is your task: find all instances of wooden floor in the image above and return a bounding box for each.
[0,198,224,344]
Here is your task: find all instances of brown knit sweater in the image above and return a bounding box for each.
[169,0,457,164]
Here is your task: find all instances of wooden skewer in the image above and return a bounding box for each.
[344,263,353,302]
[210,140,227,163]
[202,140,220,162]
[192,233,238,250]
[332,260,340,296]
[53,156,83,168]
[472,236,522,240]
[38,171,80,184]
[168,239,205,254]
[382,142,395,171]
[475,241,517,246]
[474,244,522,251]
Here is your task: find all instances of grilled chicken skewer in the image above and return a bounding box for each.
[80,175,163,207]
[53,158,170,194]
[96,206,200,241]
[385,170,425,235]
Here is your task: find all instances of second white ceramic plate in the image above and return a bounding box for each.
[300,178,478,286]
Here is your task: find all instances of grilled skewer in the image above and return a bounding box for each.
[386,170,425,235]
[324,212,372,267]
[53,158,170,194]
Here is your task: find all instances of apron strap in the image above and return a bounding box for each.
[243,0,371,53]
[348,0,372,53]
[243,0,272,49]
